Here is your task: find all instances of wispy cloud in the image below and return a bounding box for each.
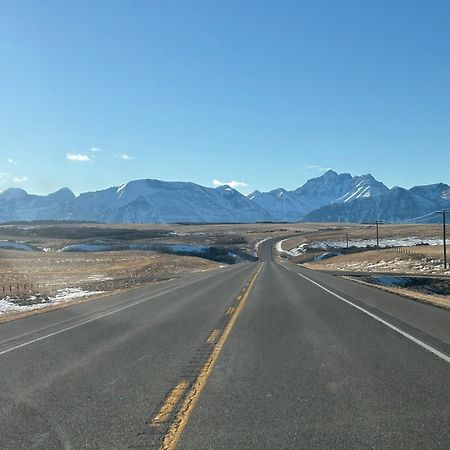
[6,158,17,165]
[212,179,248,189]
[90,147,102,152]
[66,153,93,162]
[0,173,28,186]
[13,175,28,183]
[306,165,331,172]
[118,153,134,160]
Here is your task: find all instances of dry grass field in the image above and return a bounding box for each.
[303,246,448,275]
[279,223,446,253]
[0,221,300,318]
[0,249,220,321]
[2,221,448,316]
[0,249,219,292]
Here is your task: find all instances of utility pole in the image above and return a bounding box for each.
[375,220,383,249]
[435,210,448,269]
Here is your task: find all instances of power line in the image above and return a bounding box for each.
[405,211,438,223]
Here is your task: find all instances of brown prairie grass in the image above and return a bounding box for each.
[279,223,445,252]
[303,246,448,275]
[0,249,219,295]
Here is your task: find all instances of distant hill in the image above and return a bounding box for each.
[0,171,448,223]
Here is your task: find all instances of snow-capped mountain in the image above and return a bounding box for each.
[0,173,448,224]
[0,187,75,222]
[248,170,389,221]
[292,170,389,209]
[247,188,311,222]
[0,180,268,223]
[303,183,450,223]
[70,179,269,223]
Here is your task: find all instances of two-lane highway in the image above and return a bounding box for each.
[178,241,450,449]
[0,238,449,449]
[0,262,259,449]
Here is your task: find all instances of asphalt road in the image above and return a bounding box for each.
[0,239,449,449]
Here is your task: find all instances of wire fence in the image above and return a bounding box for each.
[282,245,446,267]
[1,283,47,296]
[387,247,444,265]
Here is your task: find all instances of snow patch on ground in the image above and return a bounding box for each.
[321,257,450,275]
[48,288,103,302]
[254,238,270,255]
[276,239,307,257]
[275,238,298,257]
[0,288,104,315]
[87,274,113,282]
[285,237,443,255]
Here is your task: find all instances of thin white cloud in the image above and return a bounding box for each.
[6,158,17,165]
[90,147,102,152]
[212,179,248,188]
[306,165,331,172]
[13,175,28,183]
[66,153,93,162]
[119,153,134,160]
[0,172,28,185]
[0,172,9,182]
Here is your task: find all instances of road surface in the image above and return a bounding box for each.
[0,238,449,449]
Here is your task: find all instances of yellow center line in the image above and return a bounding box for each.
[206,329,221,344]
[150,380,190,426]
[159,264,263,450]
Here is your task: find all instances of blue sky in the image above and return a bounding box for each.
[1,0,449,195]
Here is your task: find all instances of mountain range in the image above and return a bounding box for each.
[0,170,448,224]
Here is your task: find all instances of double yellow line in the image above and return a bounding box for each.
[153,264,263,450]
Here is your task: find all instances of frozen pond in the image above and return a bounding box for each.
[61,242,211,254]
[0,239,249,264]
[0,240,40,252]
[60,241,242,264]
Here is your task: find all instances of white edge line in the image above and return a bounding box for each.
[281,264,450,364]
[0,265,247,357]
